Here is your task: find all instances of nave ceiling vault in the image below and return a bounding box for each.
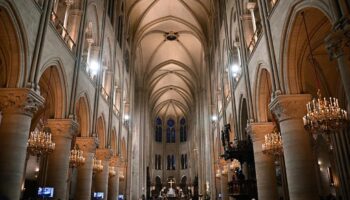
[127,0,211,119]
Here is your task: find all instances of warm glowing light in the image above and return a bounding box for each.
[211,115,218,122]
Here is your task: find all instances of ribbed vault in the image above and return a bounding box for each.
[128,0,210,119]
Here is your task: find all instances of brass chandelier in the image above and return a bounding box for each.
[69,146,86,168]
[262,128,283,157]
[27,128,55,156]
[27,67,56,157]
[300,12,348,134]
[93,158,103,173]
[303,90,348,133]
[109,166,116,177]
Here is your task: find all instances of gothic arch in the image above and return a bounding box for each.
[38,58,68,118]
[76,93,91,137]
[0,2,28,88]
[97,115,106,148]
[111,127,117,155]
[120,137,127,160]
[280,1,335,94]
[255,66,273,122]
[238,96,249,140]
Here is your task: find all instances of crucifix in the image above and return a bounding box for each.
[168,179,175,188]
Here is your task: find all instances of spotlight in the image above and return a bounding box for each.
[124,114,130,120]
[231,64,241,77]
[90,60,100,76]
[211,115,218,122]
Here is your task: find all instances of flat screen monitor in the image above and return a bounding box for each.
[118,194,124,200]
[93,192,104,200]
[38,187,54,198]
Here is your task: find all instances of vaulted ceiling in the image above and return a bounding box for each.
[127,0,211,118]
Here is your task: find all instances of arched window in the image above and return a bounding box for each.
[166,119,175,143]
[181,154,188,169]
[155,117,162,142]
[180,117,187,142]
[171,155,175,170]
[155,154,161,170]
[167,155,175,170]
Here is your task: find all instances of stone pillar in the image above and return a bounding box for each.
[269,94,318,200]
[0,88,44,200]
[62,0,74,38]
[74,137,97,200]
[108,156,119,200]
[46,119,78,200]
[247,2,257,36]
[94,148,113,200]
[325,30,350,105]
[247,122,278,200]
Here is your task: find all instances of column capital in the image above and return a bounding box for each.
[47,118,79,139]
[96,148,113,161]
[0,88,44,116]
[76,137,97,153]
[246,122,275,143]
[325,30,348,59]
[269,94,311,122]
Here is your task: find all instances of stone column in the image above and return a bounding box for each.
[325,30,350,105]
[62,0,74,38]
[247,2,257,37]
[108,156,119,200]
[0,88,44,200]
[247,122,278,200]
[74,137,97,200]
[94,148,113,200]
[46,119,78,200]
[269,94,318,200]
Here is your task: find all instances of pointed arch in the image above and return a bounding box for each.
[0,2,28,88]
[76,93,91,137]
[97,115,106,148]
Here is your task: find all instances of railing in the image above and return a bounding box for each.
[247,23,262,53]
[50,11,77,53]
[268,0,279,13]
[101,87,109,101]
[113,104,120,117]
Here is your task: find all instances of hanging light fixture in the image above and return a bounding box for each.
[27,67,55,157]
[262,128,283,157]
[300,12,348,134]
[69,145,86,168]
[93,158,103,173]
[109,166,116,177]
[229,159,241,170]
[27,127,55,157]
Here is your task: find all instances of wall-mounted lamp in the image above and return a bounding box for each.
[230,64,241,78]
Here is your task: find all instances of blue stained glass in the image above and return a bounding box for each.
[156,117,162,125]
[180,117,186,125]
[167,119,175,127]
